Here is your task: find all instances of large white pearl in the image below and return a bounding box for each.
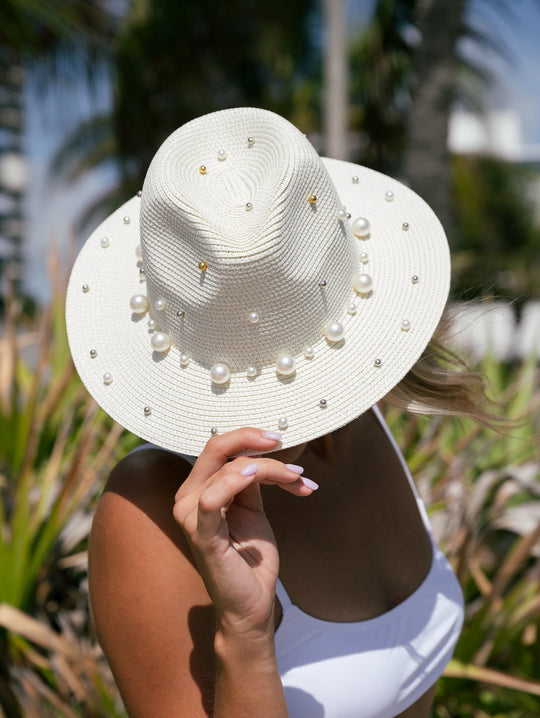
[351,217,370,238]
[210,362,231,384]
[324,321,345,342]
[353,273,373,294]
[276,355,296,376]
[151,332,171,352]
[130,294,149,314]
[248,311,259,324]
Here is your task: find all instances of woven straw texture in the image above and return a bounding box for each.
[66,107,450,455]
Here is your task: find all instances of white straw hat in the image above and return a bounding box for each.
[66,107,450,455]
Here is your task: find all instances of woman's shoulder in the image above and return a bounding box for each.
[89,448,215,716]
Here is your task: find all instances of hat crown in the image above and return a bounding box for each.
[140,108,357,370]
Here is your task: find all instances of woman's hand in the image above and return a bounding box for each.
[173,428,316,639]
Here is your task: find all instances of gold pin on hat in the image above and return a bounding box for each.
[199,165,207,175]
[198,260,208,271]
[308,194,317,204]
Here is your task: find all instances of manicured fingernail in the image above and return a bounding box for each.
[285,464,304,474]
[301,477,319,490]
[241,463,259,477]
[262,431,282,440]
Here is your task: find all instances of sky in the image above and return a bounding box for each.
[20,0,540,301]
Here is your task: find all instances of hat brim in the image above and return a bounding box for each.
[66,157,449,455]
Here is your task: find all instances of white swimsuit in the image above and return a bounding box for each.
[129,408,464,718]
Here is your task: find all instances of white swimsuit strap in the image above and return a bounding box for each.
[275,577,294,609]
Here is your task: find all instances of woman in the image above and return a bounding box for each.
[66,107,484,717]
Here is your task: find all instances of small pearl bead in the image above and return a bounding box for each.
[336,208,347,221]
[82,283,90,293]
[246,365,257,378]
[324,321,345,343]
[90,349,97,358]
[100,236,110,248]
[247,136,254,146]
[154,297,167,311]
[359,251,369,263]
[103,372,113,385]
[135,244,143,258]
[385,190,394,201]
[277,417,288,430]
[137,190,142,197]
[276,355,296,376]
[412,275,419,284]
[123,216,130,224]
[352,176,359,184]
[176,310,185,318]
[351,217,370,238]
[148,318,157,331]
[210,427,218,435]
[217,149,227,161]
[151,332,171,352]
[347,302,357,315]
[303,346,314,359]
[210,362,231,384]
[246,202,253,211]
[139,267,145,276]
[401,319,411,331]
[319,399,327,408]
[180,353,190,366]
[319,280,327,288]
[248,311,259,324]
[402,222,409,231]
[346,212,351,219]
[374,358,382,367]
[144,406,152,416]
[353,273,373,294]
[130,294,149,314]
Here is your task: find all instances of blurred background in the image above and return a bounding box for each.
[1,1,540,716]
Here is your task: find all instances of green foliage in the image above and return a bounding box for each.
[0,257,135,716]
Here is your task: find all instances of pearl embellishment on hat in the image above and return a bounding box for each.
[210,427,218,435]
[412,275,419,284]
[319,399,327,408]
[180,353,190,366]
[154,297,167,311]
[210,362,231,384]
[90,349,97,358]
[103,372,113,385]
[402,222,409,231]
[336,208,347,221]
[385,191,394,201]
[324,321,345,343]
[401,319,411,331]
[144,406,152,416]
[277,417,288,430]
[304,346,314,359]
[374,358,382,367]
[123,216,130,224]
[199,165,207,175]
[352,217,370,238]
[130,294,149,314]
[353,273,373,294]
[151,332,171,352]
[308,194,317,204]
[198,260,208,271]
[246,365,257,378]
[176,310,185,318]
[217,149,227,161]
[347,302,357,315]
[82,283,89,293]
[246,202,253,211]
[137,190,142,197]
[100,236,110,248]
[352,175,359,184]
[248,311,259,324]
[148,318,157,331]
[135,244,143,258]
[276,355,296,376]
[318,280,327,288]
[247,136,254,146]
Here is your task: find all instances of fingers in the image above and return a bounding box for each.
[191,427,284,480]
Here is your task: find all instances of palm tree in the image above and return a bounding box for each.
[0,0,119,294]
